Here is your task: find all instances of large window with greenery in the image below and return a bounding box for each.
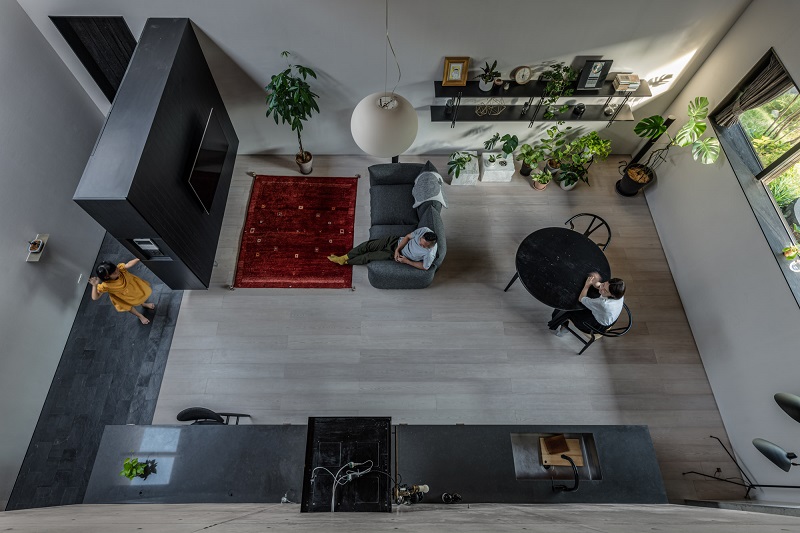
[715,50,800,241]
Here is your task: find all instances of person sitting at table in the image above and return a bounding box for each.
[327,228,438,271]
[550,272,625,337]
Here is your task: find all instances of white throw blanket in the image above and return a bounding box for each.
[412,171,448,209]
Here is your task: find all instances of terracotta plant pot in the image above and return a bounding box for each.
[296,151,313,175]
[616,163,655,197]
[530,180,547,191]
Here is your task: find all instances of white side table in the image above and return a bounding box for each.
[450,150,479,186]
[480,152,515,182]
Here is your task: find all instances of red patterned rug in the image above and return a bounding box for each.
[234,175,358,288]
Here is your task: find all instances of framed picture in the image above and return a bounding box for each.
[576,59,613,90]
[442,57,470,86]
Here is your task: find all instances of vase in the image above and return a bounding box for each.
[616,163,656,197]
[296,151,313,175]
[478,79,493,92]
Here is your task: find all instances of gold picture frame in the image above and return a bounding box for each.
[442,57,470,86]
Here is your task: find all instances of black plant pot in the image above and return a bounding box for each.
[616,163,656,197]
[520,162,533,176]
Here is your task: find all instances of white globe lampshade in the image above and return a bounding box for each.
[350,92,418,158]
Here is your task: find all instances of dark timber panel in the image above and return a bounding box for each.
[74,19,238,289]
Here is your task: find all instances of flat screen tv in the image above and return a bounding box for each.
[187,108,229,214]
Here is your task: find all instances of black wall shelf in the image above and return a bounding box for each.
[433,77,652,99]
[431,104,634,123]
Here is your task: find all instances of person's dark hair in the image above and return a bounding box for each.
[96,261,117,281]
[608,278,625,299]
[423,231,438,243]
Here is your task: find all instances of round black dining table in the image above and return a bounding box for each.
[504,227,611,311]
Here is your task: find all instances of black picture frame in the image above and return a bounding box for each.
[576,59,613,90]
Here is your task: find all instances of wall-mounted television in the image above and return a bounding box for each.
[186,108,229,214]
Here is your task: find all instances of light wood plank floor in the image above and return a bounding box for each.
[154,154,739,503]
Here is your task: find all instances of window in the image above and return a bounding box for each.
[714,49,800,242]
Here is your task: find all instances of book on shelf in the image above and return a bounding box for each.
[613,73,640,91]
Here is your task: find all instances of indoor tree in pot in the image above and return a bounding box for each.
[617,96,721,196]
[265,51,320,175]
[475,60,501,92]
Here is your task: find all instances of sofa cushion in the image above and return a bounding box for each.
[418,205,446,271]
[370,184,417,226]
[369,160,436,187]
[415,199,443,219]
[369,224,419,240]
[368,261,435,289]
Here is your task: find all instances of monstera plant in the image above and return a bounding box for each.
[618,96,721,195]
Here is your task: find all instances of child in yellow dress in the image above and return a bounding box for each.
[89,258,155,324]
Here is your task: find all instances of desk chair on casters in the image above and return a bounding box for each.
[562,303,632,354]
[176,407,251,425]
[565,213,611,251]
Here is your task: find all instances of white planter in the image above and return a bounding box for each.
[559,180,578,191]
[478,78,493,92]
[450,150,479,186]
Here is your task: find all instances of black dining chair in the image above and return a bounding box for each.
[176,407,251,425]
[565,213,611,251]
[562,303,632,355]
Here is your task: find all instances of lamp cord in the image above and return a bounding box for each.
[384,0,401,103]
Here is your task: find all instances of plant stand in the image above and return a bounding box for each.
[480,152,514,183]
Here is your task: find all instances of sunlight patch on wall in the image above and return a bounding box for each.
[644,49,698,98]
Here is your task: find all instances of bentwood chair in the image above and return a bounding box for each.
[176,407,251,425]
[562,303,632,355]
[565,213,611,251]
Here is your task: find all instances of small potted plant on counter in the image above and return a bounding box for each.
[475,60,501,92]
[120,455,157,480]
[265,51,320,175]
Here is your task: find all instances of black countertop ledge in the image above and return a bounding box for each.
[84,424,666,505]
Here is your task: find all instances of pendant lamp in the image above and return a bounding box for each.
[350,0,417,159]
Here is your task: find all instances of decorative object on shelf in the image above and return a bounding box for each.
[753,438,798,472]
[120,456,157,480]
[351,0,418,159]
[603,103,617,116]
[782,245,800,272]
[539,62,578,120]
[475,60,501,92]
[444,98,454,115]
[775,392,800,423]
[28,239,44,253]
[529,169,552,190]
[442,56,470,87]
[617,96,721,196]
[265,51,320,174]
[511,65,533,85]
[493,77,504,88]
[613,73,640,91]
[25,233,49,263]
[484,132,519,161]
[573,103,586,117]
[576,59,613,90]
[475,98,506,117]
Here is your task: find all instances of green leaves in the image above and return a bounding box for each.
[120,457,146,480]
[687,96,710,120]
[448,151,474,179]
[674,120,706,146]
[264,52,320,154]
[483,133,500,150]
[634,115,667,139]
[691,137,721,164]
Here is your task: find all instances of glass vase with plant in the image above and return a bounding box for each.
[540,62,578,119]
[475,60,501,91]
[265,51,320,174]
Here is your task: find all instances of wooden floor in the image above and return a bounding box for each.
[3,503,800,532]
[153,154,740,503]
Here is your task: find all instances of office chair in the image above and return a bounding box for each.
[176,406,251,425]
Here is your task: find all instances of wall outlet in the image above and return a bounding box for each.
[77,273,83,285]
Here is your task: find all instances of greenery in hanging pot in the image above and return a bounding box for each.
[447,151,475,179]
[484,133,519,161]
[529,169,552,190]
[120,456,157,480]
[618,96,721,195]
[540,62,578,120]
[475,60,501,91]
[265,51,320,175]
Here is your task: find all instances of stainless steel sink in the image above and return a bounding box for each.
[510,433,602,481]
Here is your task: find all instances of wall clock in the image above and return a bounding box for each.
[511,66,532,85]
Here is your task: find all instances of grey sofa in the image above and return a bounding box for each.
[367,161,446,289]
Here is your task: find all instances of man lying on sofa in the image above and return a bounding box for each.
[327,228,438,271]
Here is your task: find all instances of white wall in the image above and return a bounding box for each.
[17,0,750,156]
[644,0,800,501]
[0,1,105,509]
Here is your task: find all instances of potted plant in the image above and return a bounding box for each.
[475,60,501,92]
[557,131,612,189]
[120,456,157,480]
[617,96,721,196]
[540,124,573,178]
[783,245,800,272]
[265,51,320,175]
[529,169,552,191]
[516,143,546,176]
[540,62,578,120]
[484,133,519,162]
[448,151,478,185]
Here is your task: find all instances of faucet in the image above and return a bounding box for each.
[548,454,580,493]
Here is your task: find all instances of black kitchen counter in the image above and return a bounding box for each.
[84,424,666,505]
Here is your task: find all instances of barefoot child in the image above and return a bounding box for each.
[89,259,156,324]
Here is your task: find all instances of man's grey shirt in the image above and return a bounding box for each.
[401,227,437,270]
